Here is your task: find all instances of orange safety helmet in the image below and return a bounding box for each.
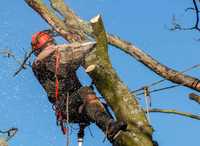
[31,31,54,51]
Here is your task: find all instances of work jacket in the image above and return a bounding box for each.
[32,42,95,104]
[32,52,82,103]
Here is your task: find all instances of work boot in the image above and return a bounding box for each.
[107,120,127,141]
[84,101,127,141]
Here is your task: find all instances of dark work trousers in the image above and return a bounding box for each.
[59,86,114,132]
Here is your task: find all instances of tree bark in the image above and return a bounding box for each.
[107,35,200,92]
[147,108,200,120]
[0,139,8,146]
[24,0,200,145]
[25,0,154,146]
[86,15,153,146]
[189,93,200,104]
[48,0,200,92]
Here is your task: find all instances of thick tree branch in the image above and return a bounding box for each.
[84,15,153,146]
[25,0,86,42]
[147,108,200,120]
[48,0,200,92]
[107,34,200,92]
[25,1,154,146]
[24,0,200,145]
[58,42,96,64]
[49,0,92,35]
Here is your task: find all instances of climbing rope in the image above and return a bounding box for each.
[66,92,70,146]
[54,47,72,146]
[55,48,61,101]
[54,48,68,134]
[143,86,151,124]
[135,84,180,96]
[131,64,200,96]
[131,63,200,122]
[52,43,104,146]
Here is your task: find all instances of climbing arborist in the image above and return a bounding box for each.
[31,30,127,141]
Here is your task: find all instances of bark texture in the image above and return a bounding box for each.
[189,93,200,104]
[107,35,200,92]
[0,139,8,146]
[85,15,153,146]
[48,0,200,92]
[25,0,154,146]
[24,0,200,146]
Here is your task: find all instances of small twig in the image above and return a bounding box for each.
[88,126,94,138]
[189,93,200,104]
[185,7,196,12]
[0,49,33,75]
[145,108,200,121]
[171,0,200,32]
[0,128,18,142]
[170,15,197,31]
[0,49,25,65]
[192,0,200,30]
[13,50,34,77]
[0,49,15,58]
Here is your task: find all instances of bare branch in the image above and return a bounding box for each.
[107,34,200,92]
[189,93,200,104]
[171,0,200,32]
[25,0,86,42]
[0,49,15,58]
[46,0,200,93]
[146,108,200,121]
[49,0,92,35]
[169,15,196,31]
[87,14,153,146]
[0,128,18,142]
[13,50,33,77]
[0,49,32,76]
[24,1,200,145]
[185,7,196,12]
[25,1,155,145]
[193,0,200,30]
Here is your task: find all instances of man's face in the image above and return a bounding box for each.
[34,41,55,56]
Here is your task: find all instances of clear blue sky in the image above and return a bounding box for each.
[0,0,200,146]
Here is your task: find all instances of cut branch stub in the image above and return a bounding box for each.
[25,0,200,92]
[83,15,154,146]
[26,1,154,145]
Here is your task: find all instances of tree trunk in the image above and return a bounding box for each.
[85,15,153,146]
[25,0,154,146]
